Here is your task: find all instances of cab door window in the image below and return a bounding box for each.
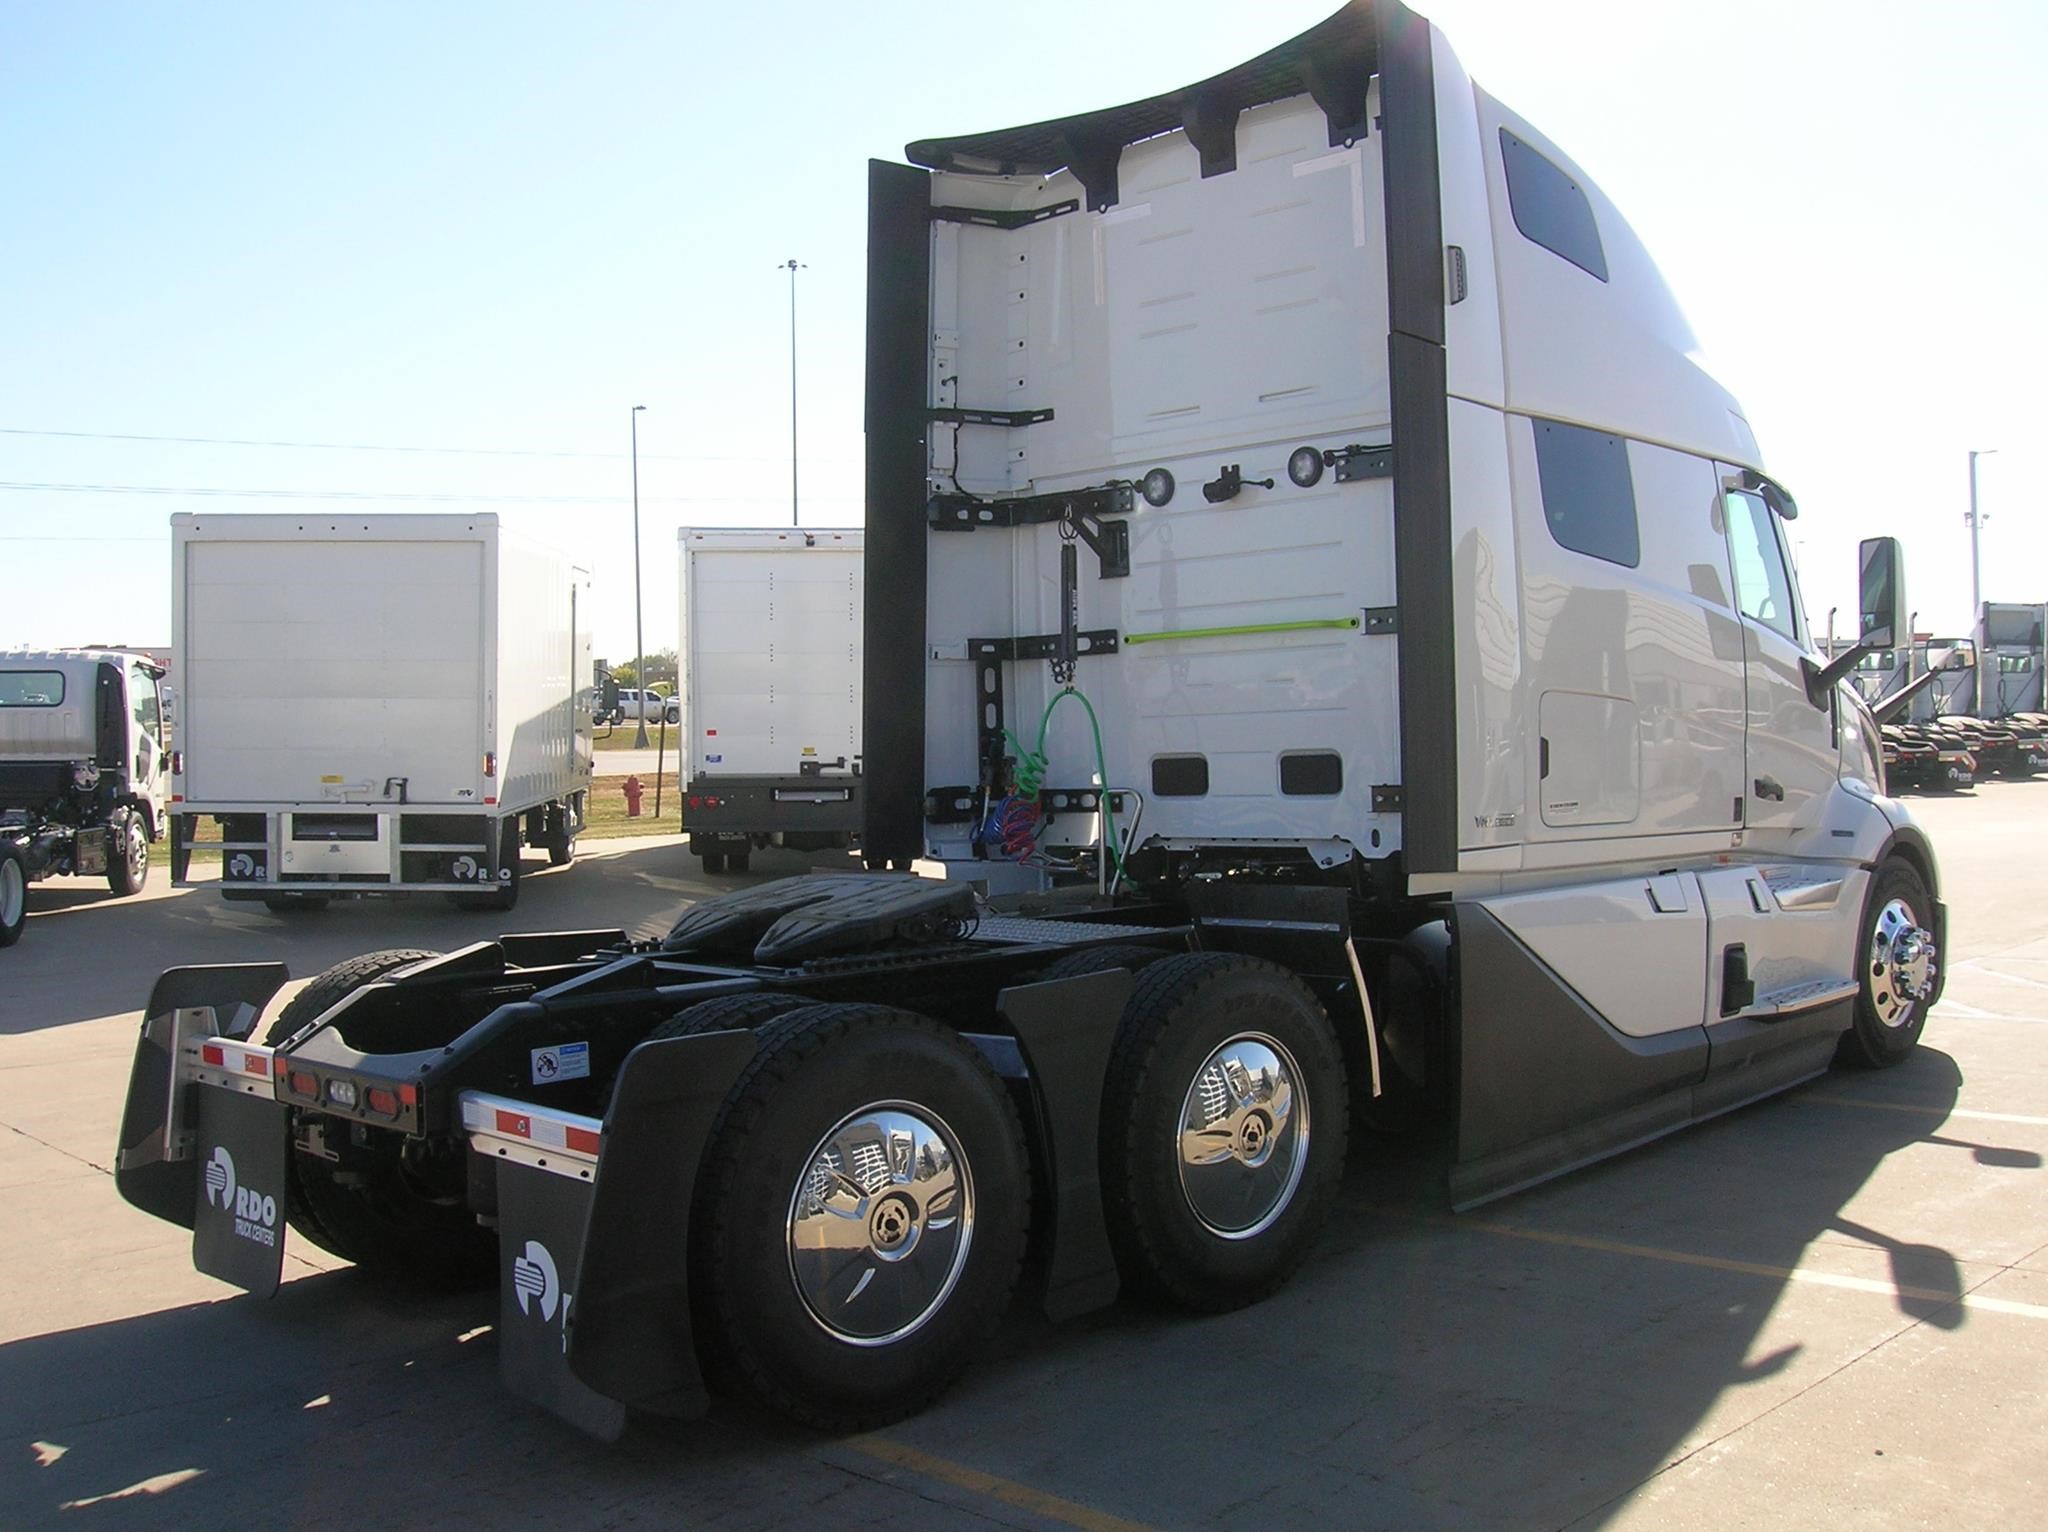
[1724,491,1803,644]
[130,665,162,739]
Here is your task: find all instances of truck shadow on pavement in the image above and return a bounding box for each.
[5,1045,2027,1530]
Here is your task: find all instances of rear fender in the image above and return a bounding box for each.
[114,963,289,1228]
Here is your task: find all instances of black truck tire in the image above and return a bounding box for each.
[263,948,492,1287]
[108,806,149,896]
[1033,943,1174,982]
[692,1003,1029,1429]
[542,797,578,867]
[1099,952,1348,1312]
[1839,858,1939,1069]
[602,990,811,1100]
[0,843,26,948]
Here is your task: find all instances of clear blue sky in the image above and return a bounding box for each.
[3,0,2044,658]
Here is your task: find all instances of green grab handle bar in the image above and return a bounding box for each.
[1122,617,1363,646]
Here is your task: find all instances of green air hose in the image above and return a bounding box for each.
[1001,686,1124,879]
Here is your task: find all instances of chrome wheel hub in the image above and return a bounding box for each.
[127,826,147,878]
[1177,1033,1309,1240]
[0,859,23,927]
[787,1102,972,1346]
[1870,898,1937,1028]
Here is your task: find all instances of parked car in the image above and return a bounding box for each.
[614,687,680,726]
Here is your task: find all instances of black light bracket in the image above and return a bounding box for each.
[929,405,1055,429]
[969,628,1122,790]
[929,199,1081,230]
[1327,443,1395,482]
[929,483,1131,580]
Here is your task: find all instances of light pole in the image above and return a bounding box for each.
[781,258,805,526]
[631,404,649,748]
[1967,448,1997,655]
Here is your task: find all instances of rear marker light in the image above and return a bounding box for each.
[483,752,497,779]
[399,1083,419,1105]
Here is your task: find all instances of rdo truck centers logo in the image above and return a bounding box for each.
[204,1145,279,1248]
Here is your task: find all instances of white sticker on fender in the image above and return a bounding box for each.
[530,1042,590,1084]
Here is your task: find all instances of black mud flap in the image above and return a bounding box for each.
[494,1160,627,1442]
[191,1088,291,1297]
[115,963,290,1228]
[998,970,1131,1321]
[566,1029,760,1420]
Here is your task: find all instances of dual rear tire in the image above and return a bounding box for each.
[676,953,1346,1426]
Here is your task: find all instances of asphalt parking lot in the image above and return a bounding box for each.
[3,794,2045,1530]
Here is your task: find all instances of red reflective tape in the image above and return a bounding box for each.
[244,1053,268,1076]
[273,1055,288,1077]
[565,1125,601,1156]
[494,1109,531,1139]
[399,1083,418,1105]
[201,1044,224,1067]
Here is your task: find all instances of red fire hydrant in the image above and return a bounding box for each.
[622,775,644,818]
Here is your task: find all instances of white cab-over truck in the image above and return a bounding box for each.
[166,513,595,912]
[120,3,1941,1440]
[1,650,168,945]
[678,527,862,873]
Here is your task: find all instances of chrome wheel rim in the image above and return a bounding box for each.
[0,858,23,929]
[786,1100,973,1346]
[1869,897,1937,1028]
[125,819,148,881]
[1176,1032,1309,1240]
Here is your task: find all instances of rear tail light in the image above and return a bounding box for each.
[365,1087,401,1117]
[287,1070,319,1100]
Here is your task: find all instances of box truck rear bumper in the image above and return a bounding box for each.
[684,774,862,845]
[170,804,546,893]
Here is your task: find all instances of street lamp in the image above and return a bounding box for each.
[631,404,649,748]
[1967,448,1997,654]
[780,258,805,527]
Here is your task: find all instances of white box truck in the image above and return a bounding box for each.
[121,2,1948,1440]
[677,527,862,873]
[166,513,594,911]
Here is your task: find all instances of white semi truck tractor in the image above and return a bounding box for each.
[118,2,1940,1438]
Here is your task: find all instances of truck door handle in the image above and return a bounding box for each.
[1753,776,1785,802]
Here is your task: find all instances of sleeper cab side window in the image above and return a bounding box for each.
[1499,129,1608,281]
[1533,420,1639,568]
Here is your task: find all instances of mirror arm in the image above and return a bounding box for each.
[1871,664,1951,726]
[1804,643,1878,709]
